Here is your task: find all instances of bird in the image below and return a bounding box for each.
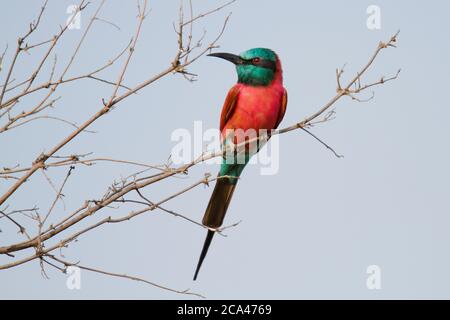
[193,48,288,281]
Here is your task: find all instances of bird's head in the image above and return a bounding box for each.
[208,48,280,86]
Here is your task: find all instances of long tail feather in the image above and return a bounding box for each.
[202,177,236,228]
[193,230,214,281]
[193,177,237,280]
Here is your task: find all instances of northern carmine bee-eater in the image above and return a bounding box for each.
[193,48,287,280]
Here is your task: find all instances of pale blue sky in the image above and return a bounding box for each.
[1,0,450,299]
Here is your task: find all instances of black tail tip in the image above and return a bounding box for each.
[192,230,215,281]
[193,263,202,281]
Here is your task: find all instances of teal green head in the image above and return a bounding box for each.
[208,48,279,86]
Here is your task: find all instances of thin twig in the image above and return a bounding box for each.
[47,254,205,298]
[300,127,343,158]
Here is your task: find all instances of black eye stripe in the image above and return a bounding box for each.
[242,58,276,72]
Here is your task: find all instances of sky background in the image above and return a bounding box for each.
[1,0,450,299]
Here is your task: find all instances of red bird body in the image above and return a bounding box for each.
[220,59,286,136]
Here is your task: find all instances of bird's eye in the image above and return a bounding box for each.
[252,57,261,64]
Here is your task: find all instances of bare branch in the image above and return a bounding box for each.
[300,127,343,159]
[42,166,75,226]
[0,0,49,105]
[0,209,30,239]
[181,0,236,27]
[46,254,205,298]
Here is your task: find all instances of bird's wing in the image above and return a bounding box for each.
[220,85,241,132]
[275,88,288,129]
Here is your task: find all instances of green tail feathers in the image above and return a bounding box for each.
[193,164,246,281]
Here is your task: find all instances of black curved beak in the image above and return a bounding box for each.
[207,52,243,65]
